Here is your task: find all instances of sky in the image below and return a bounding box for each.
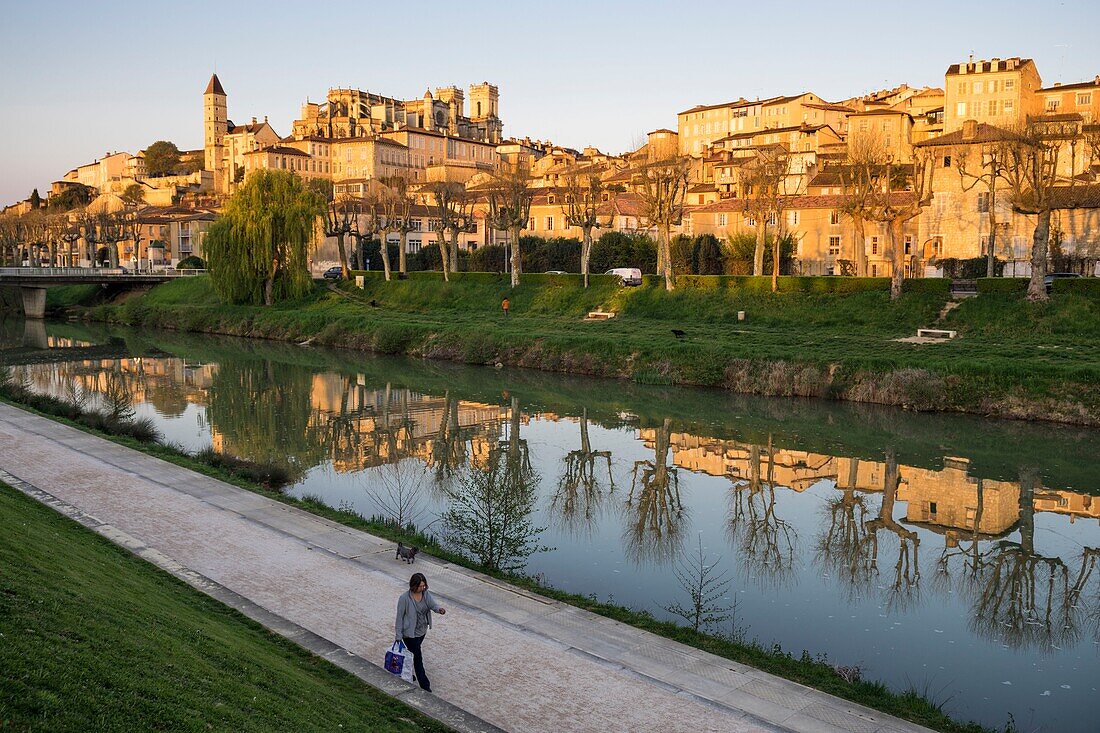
[2,0,1099,206]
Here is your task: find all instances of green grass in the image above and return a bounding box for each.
[0,480,453,733]
[71,275,1100,424]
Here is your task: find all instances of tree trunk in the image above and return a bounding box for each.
[887,220,904,301]
[661,224,674,291]
[581,227,592,288]
[437,230,450,282]
[449,230,459,273]
[380,231,392,282]
[986,183,998,279]
[853,219,867,277]
[263,275,274,306]
[109,242,119,269]
[771,229,780,292]
[335,233,349,278]
[49,242,57,267]
[1026,209,1051,301]
[753,219,766,276]
[509,225,522,288]
[399,230,407,275]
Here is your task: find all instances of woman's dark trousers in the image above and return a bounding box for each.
[402,635,430,691]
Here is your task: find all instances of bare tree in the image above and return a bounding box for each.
[366,460,429,529]
[741,146,794,281]
[997,119,1081,300]
[623,418,684,565]
[953,136,1011,278]
[381,175,416,276]
[58,214,82,267]
[322,195,355,277]
[549,407,614,536]
[662,536,734,633]
[348,193,383,276]
[486,162,535,288]
[560,169,614,287]
[636,156,691,291]
[0,215,20,265]
[427,181,472,282]
[837,135,884,277]
[868,148,937,300]
[727,439,797,588]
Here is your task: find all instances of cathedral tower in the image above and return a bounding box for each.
[203,74,227,185]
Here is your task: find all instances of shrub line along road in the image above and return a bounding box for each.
[0,401,936,733]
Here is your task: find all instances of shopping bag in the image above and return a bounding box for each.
[384,641,414,683]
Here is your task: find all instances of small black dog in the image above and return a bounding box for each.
[671,328,686,339]
[396,542,419,563]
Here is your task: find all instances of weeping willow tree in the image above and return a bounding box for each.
[204,170,322,305]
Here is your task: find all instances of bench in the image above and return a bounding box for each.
[916,328,956,339]
[585,311,616,320]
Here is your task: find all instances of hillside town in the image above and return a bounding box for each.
[3,55,1100,282]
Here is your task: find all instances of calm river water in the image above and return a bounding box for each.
[3,318,1098,733]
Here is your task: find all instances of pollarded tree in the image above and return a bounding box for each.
[997,119,1082,301]
[952,133,1012,278]
[204,169,321,305]
[560,168,614,287]
[426,181,468,282]
[636,156,691,291]
[321,195,355,277]
[837,135,885,278]
[349,192,384,277]
[867,147,937,300]
[485,161,535,288]
[381,174,416,275]
[741,146,794,280]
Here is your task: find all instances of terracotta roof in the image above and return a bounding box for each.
[648,128,677,135]
[1050,184,1100,209]
[1039,77,1100,93]
[677,96,780,116]
[804,102,856,113]
[690,191,915,214]
[249,146,310,157]
[850,108,913,118]
[204,74,225,96]
[688,183,717,193]
[914,122,1014,147]
[227,122,271,135]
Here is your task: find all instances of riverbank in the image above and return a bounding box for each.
[22,274,1100,424]
[0,383,994,733]
[0,478,459,733]
[0,398,985,733]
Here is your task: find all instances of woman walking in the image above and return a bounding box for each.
[394,572,446,692]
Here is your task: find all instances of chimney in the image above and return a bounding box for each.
[264,115,268,123]
[962,119,978,140]
[251,116,257,125]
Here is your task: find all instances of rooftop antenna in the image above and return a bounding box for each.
[1054,44,1070,80]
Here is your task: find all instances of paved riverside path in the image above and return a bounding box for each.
[0,402,935,733]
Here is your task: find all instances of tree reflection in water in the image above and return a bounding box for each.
[727,437,797,588]
[429,391,469,491]
[550,407,614,537]
[623,418,685,565]
[865,449,921,611]
[816,459,876,598]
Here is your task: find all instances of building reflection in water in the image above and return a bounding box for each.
[9,355,1100,651]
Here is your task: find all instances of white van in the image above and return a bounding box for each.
[605,267,642,286]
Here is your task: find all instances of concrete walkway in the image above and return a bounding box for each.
[0,402,934,733]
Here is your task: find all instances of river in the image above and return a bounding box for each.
[3,317,1098,733]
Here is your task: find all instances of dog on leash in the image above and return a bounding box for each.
[396,542,419,563]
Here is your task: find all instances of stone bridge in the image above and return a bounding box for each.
[0,267,202,318]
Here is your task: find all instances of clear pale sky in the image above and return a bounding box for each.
[2,0,1098,205]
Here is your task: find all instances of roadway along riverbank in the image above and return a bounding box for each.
[0,400,937,733]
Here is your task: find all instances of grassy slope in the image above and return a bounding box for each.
[0,481,451,733]
[73,275,1100,423]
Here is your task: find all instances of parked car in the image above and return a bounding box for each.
[1044,272,1080,293]
[605,267,643,286]
[544,270,567,275]
[322,266,345,280]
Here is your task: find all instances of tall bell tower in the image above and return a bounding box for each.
[204,74,227,188]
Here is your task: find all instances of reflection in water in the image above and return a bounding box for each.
[550,407,614,537]
[624,418,685,565]
[6,334,1100,733]
[728,438,798,589]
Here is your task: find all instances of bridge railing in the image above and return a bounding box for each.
[0,267,205,278]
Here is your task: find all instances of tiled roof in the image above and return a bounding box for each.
[804,102,856,113]
[1050,184,1100,209]
[946,58,1033,75]
[1039,77,1100,93]
[678,96,781,116]
[204,74,225,96]
[914,122,1014,147]
[690,191,916,214]
[250,146,310,157]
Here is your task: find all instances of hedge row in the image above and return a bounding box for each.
[901,278,952,295]
[1052,277,1100,296]
[976,278,1029,294]
[640,275,892,293]
[347,270,618,287]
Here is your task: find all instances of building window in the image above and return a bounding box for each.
[1047,99,1061,111]
[929,501,938,514]
[904,235,913,255]
[1004,100,1014,113]
[717,213,728,227]
[870,236,880,255]
[1078,93,1093,106]
[545,216,554,231]
[830,210,840,225]
[956,102,967,116]
[943,155,952,168]
[977,192,990,213]
[828,236,841,256]
[871,264,878,276]
[788,211,799,226]
[1005,79,1015,90]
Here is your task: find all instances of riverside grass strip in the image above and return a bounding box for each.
[0,392,994,733]
[0,479,456,733]
[62,275,1100,425]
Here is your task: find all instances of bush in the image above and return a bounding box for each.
[519,236,581,273]
[590,231,657,274]
[1052,277,1100,296]
[194,447,293,489]
[176,255,206,270]
[468,245,506,272]
[938,257,1004,279]
[901,278,951,295]
[976,277,1028,294]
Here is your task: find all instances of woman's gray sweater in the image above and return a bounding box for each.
[395,590,443,640]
